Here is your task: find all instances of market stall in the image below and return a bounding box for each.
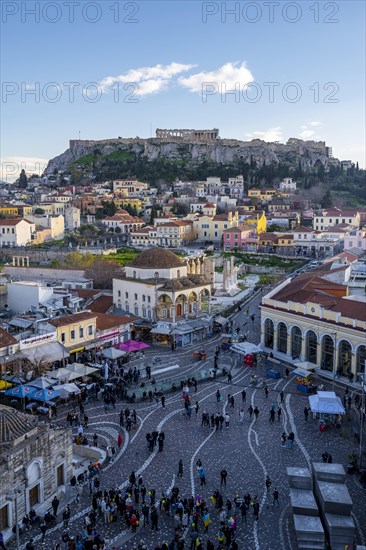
[308,391,346,431]
[230,342,262,367]
[292,367,317,394]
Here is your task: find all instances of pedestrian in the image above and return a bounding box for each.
[288,432,295,449]
[272,488,279,506]
[40,521,47,543]
[178,459,183,477]
[119,410,124,428]
[199,467,206,487]
[220,468,228,486]
[265,476,272,495]
[0,532,6,550]
[248,405,253,419]
[285,368,289,377]
[264,386,269,399]
[230,395,234,409]
[253,499,259,521]
[241,389,246,403]
[225,413,230,428]
[281,432,287,448]
[270,409,275,422]
[195,401,199,416]
[239,409,245,423]
[161,396,165,408]
[52,495,59,516]
[254,406,260,420]
[304,406,309,422]
[117,433,123,448]
[151,508,159,531]
[277,406,282,421]
[142,504,149,526]
[280,390,284,403]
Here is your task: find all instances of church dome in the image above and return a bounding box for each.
[0,404,38,446]
[128,248,184,269]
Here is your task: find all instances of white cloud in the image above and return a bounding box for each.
[99,62,195,95]
[178,62,254,94]
[299,129,316,139]
[308,121,322,127]
[0,156,48,183]
[245,127,283,142]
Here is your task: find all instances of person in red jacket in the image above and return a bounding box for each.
[117,433,123,448]
[130,513,138,533]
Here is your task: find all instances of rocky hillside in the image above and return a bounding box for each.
[44,136,338,178]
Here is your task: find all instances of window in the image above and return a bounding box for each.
[88,325,93,336]
[56,464,65,486]
[0,504,9,530]
[134,293,138,300]
[277,322,288,354]
[134,306,138,315]
[214,224,218,229]
[234,234,238,239]
[148,296,151,303]
[161,308,167,319]
[126,304,130,313]
[118,290,121,297]
[147,309,152,319]
[142,307,146,317]
[70,330,75,340]
[142,295,145,302]
[79,327,84,339]
[226,234,230,239]
[125,291,128,298]
[61,332,66,343]
[29,485,40,508]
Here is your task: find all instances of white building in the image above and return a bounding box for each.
[7,281,54,313]
[64,206,81,230]
[344,229,366,252]
[102,210,144,234]
[112,179,148,196]
[0,219,36,247]
[113,248,211,323]
[313,208,360,231]
[279,177,297,192]
[25,214,65,239]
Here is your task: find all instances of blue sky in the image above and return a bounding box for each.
[1,0,365,179]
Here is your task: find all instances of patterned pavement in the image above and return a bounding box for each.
[9,295,366,549]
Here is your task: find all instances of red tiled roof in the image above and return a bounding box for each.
[95,313,133,330]
[0,327,18,348]
[89,295,113,313]
[271,274,346,304]
[0,218,33,226]
[48,311,97,327]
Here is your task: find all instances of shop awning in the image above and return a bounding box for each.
[293,361,317,371]
[292,368,313,379]
[214,315,228,326]
[150,326,172,335]
[21,342,69,363]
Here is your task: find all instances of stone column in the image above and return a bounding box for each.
[273,326,278,352]
[172,302,176,324]
[12,257,15,266]
[286,330,291,356]
[300,337,305,361]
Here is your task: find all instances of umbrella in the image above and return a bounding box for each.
[5,385,38,398]
[102,348,126,360]
[28,376,55,389]
[52,383,81,398]
[118,340,150,353]
[65,364,99,376]
[2,374,25,384]
[30,388,61,402]
[0,380,12,390]
[47,368,81,382]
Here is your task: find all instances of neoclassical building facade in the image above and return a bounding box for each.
[0,405,73,542]
[113,248,213,323]
[260,273,366,377]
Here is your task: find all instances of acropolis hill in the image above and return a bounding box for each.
[45,129,338,175]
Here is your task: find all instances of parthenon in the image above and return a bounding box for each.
[155,129,219,142]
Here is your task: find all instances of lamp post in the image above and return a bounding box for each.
[359,369,366,470]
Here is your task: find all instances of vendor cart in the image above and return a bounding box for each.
[292,367,317,394]
[266,358,282,379]
[194,351,207,361]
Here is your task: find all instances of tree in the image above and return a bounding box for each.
[85,260,123,289]
[19,169,28,188]
[321,189,332,208]
[34,208,45,215]
[267,224,283,232]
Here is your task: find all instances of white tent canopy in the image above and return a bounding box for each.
[52,383,81,398]
[47,368,81,382]
[294,361,317,371]
[231,342,262,356]
[308,391,346,415]
[102,348,126,360]
[65,364,99,376]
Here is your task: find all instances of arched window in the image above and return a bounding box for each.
[356,346,366,373]
[264,318,274,348]
[277,322,288,354]
[321,335,334,371]
[291,326,302,359]
[338,340,352,374]
[306,330,318,365]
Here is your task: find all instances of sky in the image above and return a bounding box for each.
[1,0,365,181]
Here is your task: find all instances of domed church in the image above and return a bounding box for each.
[113,248,213,323]
[0,404,73,542]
